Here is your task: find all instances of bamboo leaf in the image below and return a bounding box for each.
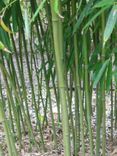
[11,0,23,32]
[0,41,11,53]
[3,0,10,5]
[54,0,64,18]
[0,18,12,34]
[93,59,110,87]
[94,0,114,8]
[73,0,93,33]
[0,28,11,51]
[103,5,117,46]
[30,0,46,23]
[83,6,108,31]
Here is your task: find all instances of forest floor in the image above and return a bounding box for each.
[0,55,117,156]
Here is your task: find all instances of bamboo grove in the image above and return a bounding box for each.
[0,0,117,155]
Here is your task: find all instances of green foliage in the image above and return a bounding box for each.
[73,0,93,33]
[94,0,114,8]
[103,5,117,46]
[93,59,110,87]
[30,0,46,23]
[0,41,11,53]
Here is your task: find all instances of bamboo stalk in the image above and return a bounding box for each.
[50,1,71,155]
[83,34,94,156]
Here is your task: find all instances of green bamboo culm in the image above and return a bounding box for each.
[0,97,18,156]
[101,12,106,156]
[50,1,71,155]
[83,33,94,156]
[72,1,85,155]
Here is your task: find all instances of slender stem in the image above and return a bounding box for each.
[50,1,71,155]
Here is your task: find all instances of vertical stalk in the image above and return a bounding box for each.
[101,13,106,156]
[83,34,94,156]
[22,28,45,150]
[30,0,57,146]
[0,82,18,156]
[50,1,71,155]
[72,1,85,155]
[111,82,113,141]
